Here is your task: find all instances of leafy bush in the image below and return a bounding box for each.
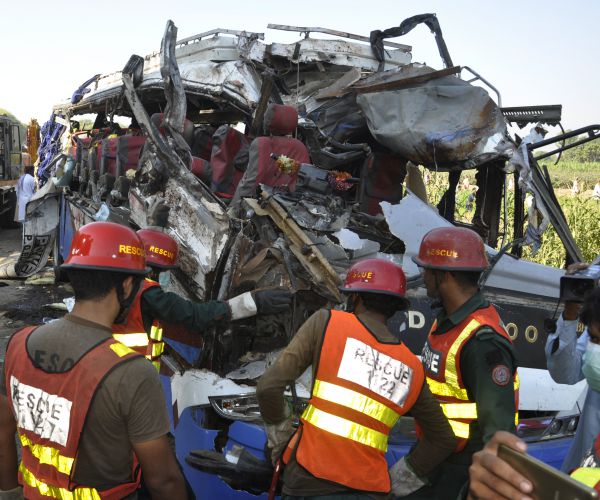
[423,169,600,269]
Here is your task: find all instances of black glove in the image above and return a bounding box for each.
[253,289,292,315]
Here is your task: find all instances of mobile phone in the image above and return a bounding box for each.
[498,444,598,500]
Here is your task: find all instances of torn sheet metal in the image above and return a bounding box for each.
[382,192,563,299]
[55,28,411,117]
[333,228,381,258]
[249,37,411,72]
[245,194,342,302]
[0,182,59,279]
[357,65,513,169]
[225,351,312,395]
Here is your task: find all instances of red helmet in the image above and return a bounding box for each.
[340,258,407,299]
[61,221,148,275]
[412,227,488,271]
[137,229,178,269]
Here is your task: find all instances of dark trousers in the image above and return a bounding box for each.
[400,461,469,500]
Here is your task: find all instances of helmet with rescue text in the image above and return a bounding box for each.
[137,229,179,270]
[412,227,488,272]
[61,221,149,275]
[340,258,410,313]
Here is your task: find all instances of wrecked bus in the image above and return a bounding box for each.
[18,15,600,498]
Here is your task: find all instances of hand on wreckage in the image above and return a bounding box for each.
[252,288,293,315]
[227,288,293,320]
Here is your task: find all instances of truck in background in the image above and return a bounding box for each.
[0,114,24,228]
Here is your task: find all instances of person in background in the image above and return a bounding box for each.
[0,221,187,500]
[545,275,600,472]
[405,227,519,499]
[113,228,292,369]
[14,164,35,223]
[257,258,456,499]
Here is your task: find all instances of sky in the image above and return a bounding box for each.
[2,0,599,132]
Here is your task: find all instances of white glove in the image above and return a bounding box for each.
[265,418,295,466]
[227,292,258,320]
[389,457,426,497]
[0,486,24,500]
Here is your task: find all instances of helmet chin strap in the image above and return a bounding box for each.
[114,276,144,324]
[344,293,359,313]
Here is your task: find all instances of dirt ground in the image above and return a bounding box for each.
[0,227,72,363]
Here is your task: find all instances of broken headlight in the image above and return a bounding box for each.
[209,394,263,423]
[517,415,579,442]
[209,393,309,424]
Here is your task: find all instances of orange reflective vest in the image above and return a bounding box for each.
[421,304,519,451]
[283,310,424,493]
[4,326,142,500]
[113,279,164,371]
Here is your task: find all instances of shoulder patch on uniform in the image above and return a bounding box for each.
[491,364,511,386]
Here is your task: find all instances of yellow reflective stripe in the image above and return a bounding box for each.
[20,462,101,499]
[441,402,477,419]
[302,404,388,452]
[19,434,73,475]
[312,380,400,428]
[426,377,469,400]
[149,325,163,342]
[112,333,149,347]
[445,319,481,388]
[571,467,600,488]
[151,360,161,371]
[148,342,165,358]
[514,372,520,389]
[448,419,471,438]
[109,342,136,358]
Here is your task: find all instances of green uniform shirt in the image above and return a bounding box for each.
[140,285,231,333]
[431,291,517,464]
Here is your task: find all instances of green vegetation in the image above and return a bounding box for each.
[540,160,600,190]
[423,162,600,268]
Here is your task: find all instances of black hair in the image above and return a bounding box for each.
[580,287,600,327]
[24,165,34,176]
[66,269,130,301]
[360,292,408,319]
[449,270,482,289]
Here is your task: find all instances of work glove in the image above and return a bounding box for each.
[0,486,24,500]
[253,289,292,315]
[389,457,427,497]
[265,417,295,466]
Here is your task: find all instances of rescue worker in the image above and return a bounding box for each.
[0,221,187,500]
[113,228,292,369]
[257,258,457,498]
[408,226,519,499]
